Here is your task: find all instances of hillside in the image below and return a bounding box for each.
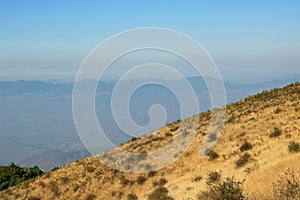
[1,82,300,200]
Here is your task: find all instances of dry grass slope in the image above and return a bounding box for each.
[1,82,300,199]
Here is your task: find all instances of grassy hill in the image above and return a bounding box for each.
[1,82,299,200]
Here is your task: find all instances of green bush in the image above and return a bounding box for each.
[239,141,253,152]
[288,141,300,153]
[236,153,251,168]
[0,163,43,191]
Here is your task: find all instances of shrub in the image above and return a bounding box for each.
[274,107,282,114]
[153,178,168,187]
[148,187,174,200]
[270,128,282,138]
[272,169,300,200]
[51,166,60,171]
[236,153,251,168]
[85,194,97,200]
[165,132,173,137]
[0,163,43,191]
[198,174,246,200]
[206,171,221,185]
[239,141,253,152]
[120,176,134,186]
[288,141,300,153]
[227,114,236,123]
[127,193,138,200]
[86,166,95,173]
[170,124,179,132]
[208,150,219,161]
[137,176,147,185]
[148,171,157,177]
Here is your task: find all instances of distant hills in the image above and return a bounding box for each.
[0,82,299,199]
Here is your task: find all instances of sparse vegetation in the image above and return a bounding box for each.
[170,124,179,132]
[148,187,174,200]
[239,140,253,152]
[51,166,60,171]
[120,176,134,186]
[274,107,282,114]
[206,171,222,185]
[192,176,203,182]
[288,141,300,153]
[153,177,168,187]
[270,127,282,138]
[198,172,246,200]
[127,193,138,200]
[148,171,157,177]
[86,166,95,173]
[236,153,251,168]
[227,114,236,123]
[85,193,97,200]
[208,150,219,161]
[137,176,147,185]
[272,169,300,200]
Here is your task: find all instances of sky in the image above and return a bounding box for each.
[0,0,299,83]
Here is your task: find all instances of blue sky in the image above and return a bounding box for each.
[0,0,299,83]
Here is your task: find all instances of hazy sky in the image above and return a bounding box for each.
[0,0,299,83]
